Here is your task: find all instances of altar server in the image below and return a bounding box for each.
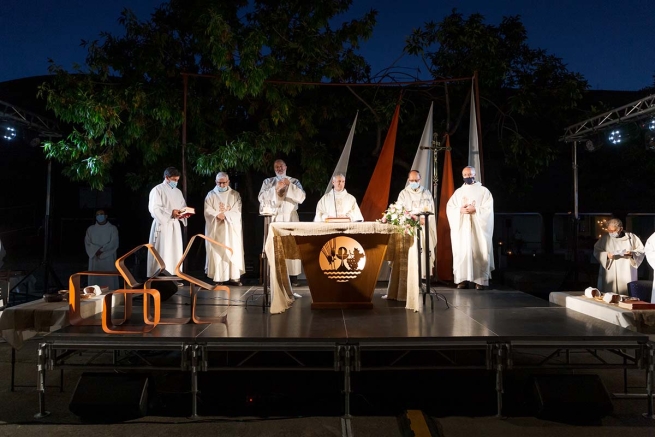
[84,209,119,289]
[446,166,494,290]
[147,167,187,276]
[314,173,363,222]
[593,218,644,295]
[204,172,245,285]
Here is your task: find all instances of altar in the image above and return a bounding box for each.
[264,222,419,313]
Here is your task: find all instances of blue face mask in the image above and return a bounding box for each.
[217,186,228,192]
[463,177,475,185]
[96,215,106,223]
[168,180,178,189]
[409,181,420,190]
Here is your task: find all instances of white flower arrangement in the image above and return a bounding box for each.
[377,202,421,237]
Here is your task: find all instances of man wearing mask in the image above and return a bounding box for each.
[258,159,306,288]
[594,218,644,295]
[396,170,436,277]
[84,209,120,289]
[446,166,494,290]
[204,172,245,286]
[148,167,188,277]
[314,173,363,222]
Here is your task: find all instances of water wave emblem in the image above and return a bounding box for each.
[319,236,366,283]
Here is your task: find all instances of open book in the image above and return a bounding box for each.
[179,207,195,219]
[325,217,351,223]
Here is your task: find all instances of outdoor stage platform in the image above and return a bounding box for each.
[34,285,654,420]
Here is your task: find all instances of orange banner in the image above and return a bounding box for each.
[359,103,401,221]
[436,135,455,282]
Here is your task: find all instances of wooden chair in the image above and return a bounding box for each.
[68,271,124,326]
[175,234,232,324]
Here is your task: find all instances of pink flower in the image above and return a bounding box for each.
[381,217,387,223]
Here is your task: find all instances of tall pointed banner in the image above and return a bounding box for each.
[468,79,481,177]
[325,112,358,194]
[437,135,455,282]
[409,103,434,192]
[360,103,401,221]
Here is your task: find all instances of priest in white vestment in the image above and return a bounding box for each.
[314,173,364,222]
[147,167,188,277]
[641,232,655,303]
[84,210,120,289]
[593,218,644,295]
[446,166,494,289]
[396,170,436,278]
[258,159,306,288]
[204,172,245,285]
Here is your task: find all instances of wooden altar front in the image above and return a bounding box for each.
[264,222,419,314]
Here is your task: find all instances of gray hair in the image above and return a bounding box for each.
[215,171,229,181]
[607,218,623,229]
[463,166,476,175]
[332,173,346,181]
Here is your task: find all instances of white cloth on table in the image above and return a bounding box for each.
[258,175,306,276]
[147,181,187,276]
[84,221,120,289]
[446,182,494,286]
[204,186,245,282]
[314,189,363,222]
[265,222,418,314]
[593,232,644,295]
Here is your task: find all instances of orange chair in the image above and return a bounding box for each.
[175,234,232,324]
[101,288,160,334]
[68,271,124,326]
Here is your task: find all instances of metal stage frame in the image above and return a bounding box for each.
[34,288,654,420]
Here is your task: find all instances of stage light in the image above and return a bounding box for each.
[584,139,600,152]
[607,129,623,145]
[648,118,655,132]
[1,125,16,141]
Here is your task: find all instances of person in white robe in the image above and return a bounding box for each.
[641,232,655,303]
[258,159,306,288]
[204,172,245,285]
[396,170,436,278]
[147,167,188,277]
[84,209,120,289]
[446,166,494,289]
[314,174,363,222]
[593,218,644,295]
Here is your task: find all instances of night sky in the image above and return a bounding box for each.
[1,0,653,91]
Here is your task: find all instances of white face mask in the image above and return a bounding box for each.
[409,181,420,190]
[609,231,620,238]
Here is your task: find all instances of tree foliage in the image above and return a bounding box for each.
[39,0,377,191]
[406,10,589,184]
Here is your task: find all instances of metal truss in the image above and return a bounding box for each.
[561,93,655,142]
[0,99,61,138]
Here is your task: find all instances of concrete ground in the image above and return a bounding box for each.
[1,338,654,437]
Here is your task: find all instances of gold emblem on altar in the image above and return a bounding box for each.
[319,236,366,282]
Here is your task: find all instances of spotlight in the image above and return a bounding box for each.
[607,129,623,145]
[2,125,16,141]
[648,118,655,132]
[584,139,600,152]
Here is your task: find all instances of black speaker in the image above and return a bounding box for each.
[532,374,613,420]
[70,373,149,420]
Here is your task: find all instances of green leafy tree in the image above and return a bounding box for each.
[405,10,589,188]
[39,0,377,194]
